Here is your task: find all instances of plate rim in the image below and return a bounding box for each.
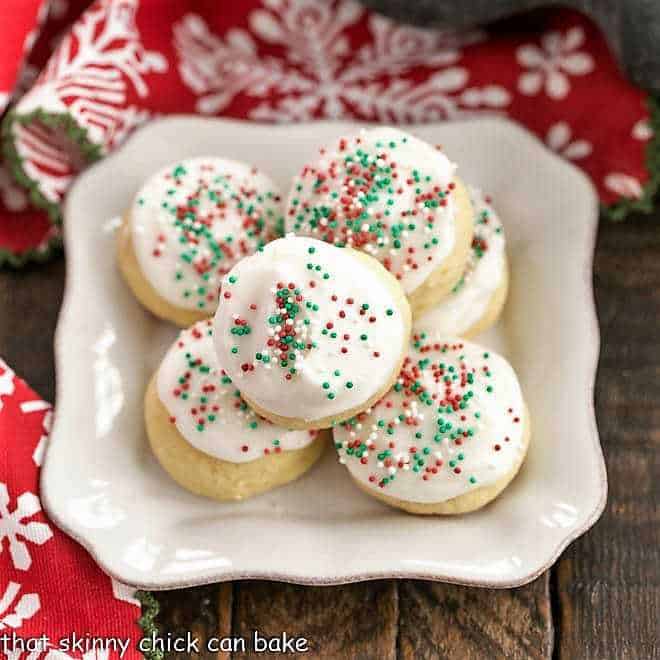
[42,115,607,590]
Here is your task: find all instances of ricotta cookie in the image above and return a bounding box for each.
[334,335,530,514]
[285,127,473,316]
[118,157,284,326]
[145,320,326,501]
[213,236,412,430]
[415,188,508,338]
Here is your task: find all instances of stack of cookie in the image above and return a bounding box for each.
[118,128,529,515]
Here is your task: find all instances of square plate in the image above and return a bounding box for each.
[43,117,606,589]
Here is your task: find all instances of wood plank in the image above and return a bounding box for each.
[0,258,65,401]
[555,210,660,660]
[231,580,398,659]
[398,576,553,659]
[153,584,232,659]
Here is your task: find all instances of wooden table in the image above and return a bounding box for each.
[1,206,658,659]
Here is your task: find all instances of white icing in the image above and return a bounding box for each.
[156,320,315,463]
[415,187,506,336]
[213,236,408,422]
[334,336,526,503]
[285,127,457,294]
[131,157,283,312]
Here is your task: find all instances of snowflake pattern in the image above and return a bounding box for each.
[0,483,53,571]
[0,581,40,630]
[517,26,594,100]
[546,121,592,160]
[604,173,643,199]
[175,0,509,123]
[0,361,140,651]
[0,360,16,411]
[19,400,52,467]
[13,0,167,203]
[632,118,652,141]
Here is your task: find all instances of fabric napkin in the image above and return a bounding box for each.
[0,0,657,266]
[0,359,150,659]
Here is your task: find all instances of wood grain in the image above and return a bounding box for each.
[0,258,64,401]
[398,577,552,659]
[231,580,398,659]
[554,211,660,660]
[154,584,233,659]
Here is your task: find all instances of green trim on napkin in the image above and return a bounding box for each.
[0,237,62,268]
[1,107,103,225]
[603,96,660,221]
[136,590,164,660]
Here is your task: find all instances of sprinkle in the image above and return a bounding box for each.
[138,160,283,310]
[334,340,522,496]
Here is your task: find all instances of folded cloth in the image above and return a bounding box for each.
[0,0,657,266]
[0,358,144,658]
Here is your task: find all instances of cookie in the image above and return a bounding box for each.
[415,187,508,338]
[334,335,530,514]
[118,157,284,326]
[145,320,326,501]
[284,127,474,316]
[213,236,412,430]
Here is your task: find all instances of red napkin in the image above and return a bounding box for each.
[0,359,145,658]
[0,0,657,266]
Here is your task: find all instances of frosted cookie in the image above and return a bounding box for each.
[334,335,530,514]
[415,188,508,338]
[118,157,284,326]
[213,236,412,430]
[145,320,326,500]
[284,127,474,316]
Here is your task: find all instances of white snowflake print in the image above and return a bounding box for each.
[0,165,29,212]
[173,12,310,116]
[19,400,52,467]
[174,0,509,123]
[632,118,653,141]
[604,173,643,199]
[0,581,40,630]
[545,121,592,160]
[0,483,53,571]
[13,0,167,203]
[517,26,594,100]
[0,359,17,411]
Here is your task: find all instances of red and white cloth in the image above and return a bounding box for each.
[0,0,656,264]
[0,359,142,658]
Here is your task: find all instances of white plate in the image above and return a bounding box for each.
[43,117,606,589]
